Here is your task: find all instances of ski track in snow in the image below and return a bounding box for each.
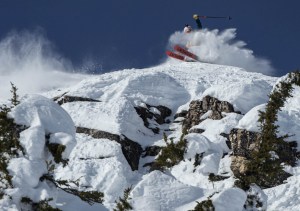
[2,61,300,210]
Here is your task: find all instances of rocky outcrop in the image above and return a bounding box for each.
[53,93,100,105]
[182,96,235,132]
[229,129,261,159]
[134,103,172,134]
[76,127,142,171]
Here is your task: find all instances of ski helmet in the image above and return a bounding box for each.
[193,14,199,20]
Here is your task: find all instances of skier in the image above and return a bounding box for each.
[183,24,192,33]
[193,14,204,30]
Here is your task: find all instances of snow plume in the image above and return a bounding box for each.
[168,28,274,75]
[0,30,85,102]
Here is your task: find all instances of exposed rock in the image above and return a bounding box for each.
[174,110,188,119]
[134,103,172,134]
[208,173,230,182]
[231,156,251,177]
[220,132,229,140]
[193,152,204,169]
[189,128,205,134]
[155,105,172,124]
[201,95,234,112]
[76,127,142,171]
[182,95,235,132]
[229,129,261,159]
[54,94,101,105]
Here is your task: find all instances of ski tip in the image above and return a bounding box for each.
[166,50,172,55]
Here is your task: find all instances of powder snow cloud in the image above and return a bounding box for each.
[0,30,85,102]
[168,28,275,75]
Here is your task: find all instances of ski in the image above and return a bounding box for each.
[166,50,185,61]
[174,45,199,61]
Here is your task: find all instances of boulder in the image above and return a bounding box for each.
[182,96,235,131]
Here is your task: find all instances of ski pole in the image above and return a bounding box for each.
[199,16,232,20]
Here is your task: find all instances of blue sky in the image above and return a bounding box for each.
[0,0,299,76]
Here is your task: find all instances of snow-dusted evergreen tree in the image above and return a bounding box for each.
[238,71,300,189]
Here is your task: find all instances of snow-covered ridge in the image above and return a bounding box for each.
[1,62,300,211]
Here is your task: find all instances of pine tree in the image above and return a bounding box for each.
[10,82,20,106]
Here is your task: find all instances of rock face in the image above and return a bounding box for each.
[76,127,143,171]
[134,103,172,134]
[182,96,235,132]
[229,129,261,159]
[229,129,261,178]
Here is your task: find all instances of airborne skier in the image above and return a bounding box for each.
[166,13,231,62]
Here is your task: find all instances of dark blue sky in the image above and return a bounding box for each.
[0,0,299,76]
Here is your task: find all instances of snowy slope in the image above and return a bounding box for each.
[45,62,276,146]
[2,60,300,211]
